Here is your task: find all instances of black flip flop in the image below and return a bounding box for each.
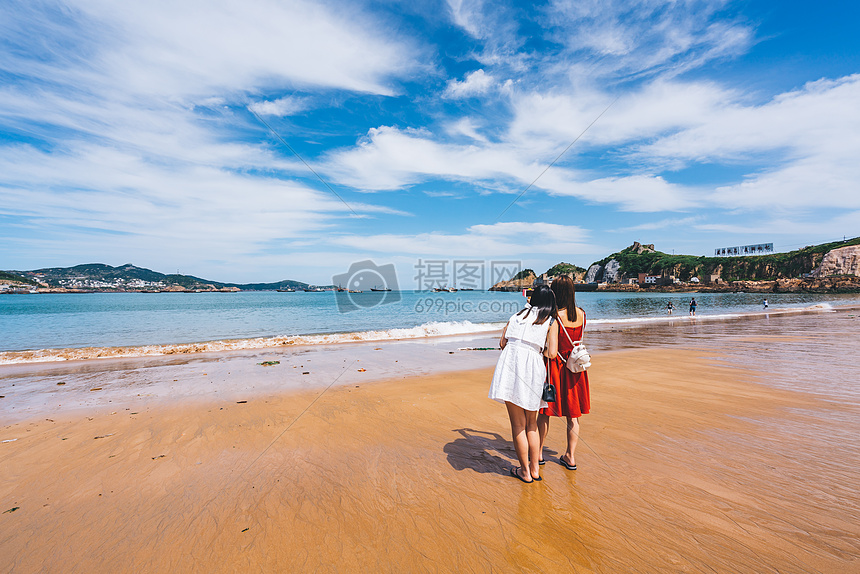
[538,459,546,466]
[558,456,577,471]
[510,467,533,483]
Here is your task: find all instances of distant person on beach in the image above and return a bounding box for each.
[689,298,697,316]
[488,285,558,484]
[538,276,590,472]
[763,298,769,309]
[667,302,675,315]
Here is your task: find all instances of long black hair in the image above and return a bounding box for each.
[550,276,577,322]
[517,284,557,325]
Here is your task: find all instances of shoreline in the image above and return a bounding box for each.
[10,277,860,295]
[2,301,853,367]
[2,337,857,571]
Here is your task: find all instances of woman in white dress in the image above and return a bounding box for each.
[488,285,559,483]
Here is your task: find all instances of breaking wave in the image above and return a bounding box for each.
[0,320,504,365]
[587,302,837,327]
[0,302,841,366]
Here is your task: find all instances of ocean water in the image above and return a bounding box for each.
[1,290,858,363]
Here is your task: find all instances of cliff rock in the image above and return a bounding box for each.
[584,264,603,283]
[813,245,860,277]
[630,242,655,254]
[603,259,622,283]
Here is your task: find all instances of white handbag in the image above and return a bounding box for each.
[559,317,591,372]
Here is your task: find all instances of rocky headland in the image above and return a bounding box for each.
[490,238,860,293]
[813,244,860,277]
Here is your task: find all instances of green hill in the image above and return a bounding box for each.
[511,268,535,281]
[8,264,308,291]
[0,270,39,286]
[544,262,586,277]
[593,237,860,281]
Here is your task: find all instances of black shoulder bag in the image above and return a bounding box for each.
[542,358,557,402]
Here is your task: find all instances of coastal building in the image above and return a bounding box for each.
[637,273,672,286]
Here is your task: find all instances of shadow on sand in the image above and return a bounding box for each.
[443,427,558,476]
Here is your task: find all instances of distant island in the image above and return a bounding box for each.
[490,236,860,293]
[3,236,859,294]
[0,264,310,293]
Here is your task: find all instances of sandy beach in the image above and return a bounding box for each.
[1,310,859,573]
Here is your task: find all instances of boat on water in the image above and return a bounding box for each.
[433,286,457,292]
[277,288,295,292]
[370,286,392,292]
[303,287,325,292]
[1,287,39,294]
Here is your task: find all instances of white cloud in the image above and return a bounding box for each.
[326,125,531,191]
[537,173,695,212]
[0,0,426,197]
[445,118,489,143]
[445,0,527,68]
[546,0,754,79]
[641,77,860,160]
[329,221,594,257]
[693,210,860,239]
[248,97,310,117]
[638,75,860,209]
[443,0,753,86]
[507,80,736,151]
[59,0,423,97]
[446,0,484,38]
[325,123,695,211]
[326,72,860,214]
[0,142,349,246]
[444,69,496,99]
[0,0,425,275]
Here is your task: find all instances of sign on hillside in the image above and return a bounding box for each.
[715,243,773,256]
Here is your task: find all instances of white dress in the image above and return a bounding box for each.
[488,308,552,411]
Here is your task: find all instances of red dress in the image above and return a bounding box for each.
[540,313,590,418]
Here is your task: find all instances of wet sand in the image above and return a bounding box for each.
[1,316,859,572]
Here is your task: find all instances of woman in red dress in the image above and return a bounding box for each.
[537,276,590,470]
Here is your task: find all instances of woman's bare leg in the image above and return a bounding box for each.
[505,402,532,481]
[524,410,541,479]
[537,413,550,460]
[562,416,580,466]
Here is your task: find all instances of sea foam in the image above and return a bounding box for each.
[0,320,504,365]
[0,303,840,365]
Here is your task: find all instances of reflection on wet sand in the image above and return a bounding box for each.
[0,309,858,572]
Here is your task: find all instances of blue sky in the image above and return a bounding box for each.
[1,0,859,286]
